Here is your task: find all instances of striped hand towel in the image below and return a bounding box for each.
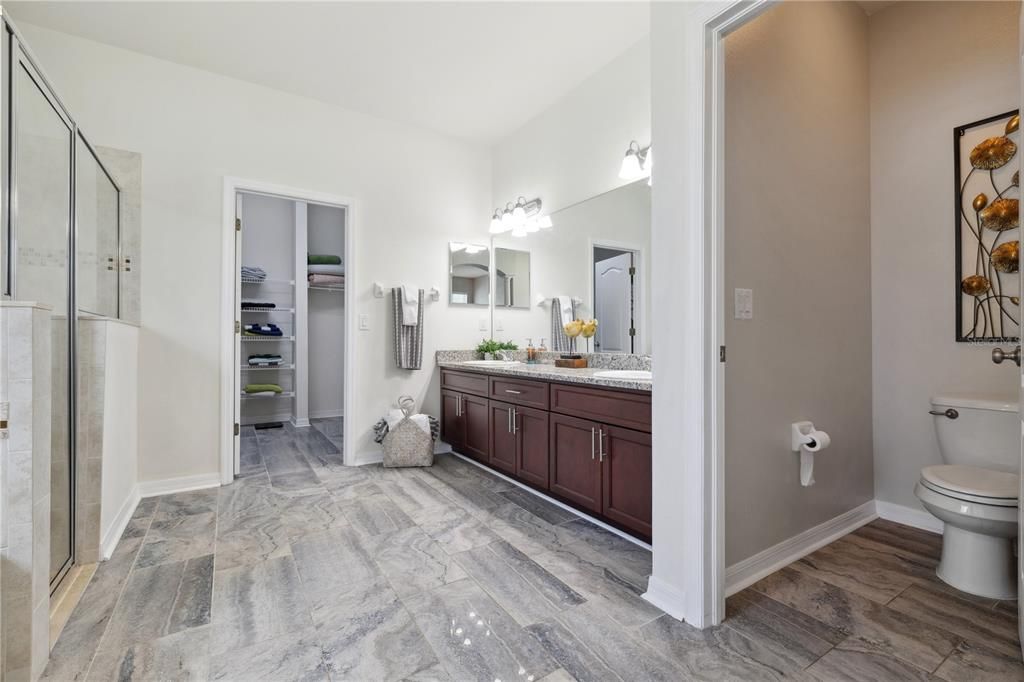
[392,288,423,369]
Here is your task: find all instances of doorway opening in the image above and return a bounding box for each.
[592,244,642,354]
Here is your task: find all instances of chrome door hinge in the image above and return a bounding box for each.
[235,218,241,232]
[628,266,636,276]
[235,320,241,333]
[719,345,726,363]
[233,423,240,436]
[629,328,636,337]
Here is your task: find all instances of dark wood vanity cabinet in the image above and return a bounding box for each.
[440,388,489,463]
[440,368,651,541]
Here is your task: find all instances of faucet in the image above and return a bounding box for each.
[495,350,514,362]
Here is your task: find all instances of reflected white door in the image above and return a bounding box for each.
[594,252,633,353]
[233,193,243,476]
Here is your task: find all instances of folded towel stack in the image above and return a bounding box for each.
[244,383,284,396]
[308,273,345,286]
[241,266,267,282]
[248,354,283,366]
[308,264,345,276]
[243,323,283,337]
[241,301,276,310]
[308,254,342,265]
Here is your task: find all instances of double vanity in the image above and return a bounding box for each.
[438,357,652,542]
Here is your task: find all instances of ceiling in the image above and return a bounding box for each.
[7,1,650,144]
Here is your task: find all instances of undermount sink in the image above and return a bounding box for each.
[593,370,652,381]
[462,360,522,367]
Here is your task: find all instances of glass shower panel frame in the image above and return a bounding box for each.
[8,36,79,591]
[76,133,121,318]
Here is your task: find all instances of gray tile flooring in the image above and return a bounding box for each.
[44,419,1024,680]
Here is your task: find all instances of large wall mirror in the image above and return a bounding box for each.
[449,242,490,306]
[491,179,650,353]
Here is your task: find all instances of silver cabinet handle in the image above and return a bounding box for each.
[598,428,606,462]
[590,427,596,460]
[512,408,518,435]
[507,407,512,433]
[505,389,522,395]
[928,408,958,419]
[457,395,462,417]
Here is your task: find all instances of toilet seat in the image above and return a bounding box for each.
[920,465,1019,507]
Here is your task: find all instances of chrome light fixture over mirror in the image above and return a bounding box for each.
[489,196,553,237]
[619,140,652,181]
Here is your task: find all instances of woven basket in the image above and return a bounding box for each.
[382,396,434,468]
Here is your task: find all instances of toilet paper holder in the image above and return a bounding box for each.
[791,421,831,487]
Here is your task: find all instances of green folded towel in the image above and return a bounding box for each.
[244,383,283,394]
[308,254,342,265]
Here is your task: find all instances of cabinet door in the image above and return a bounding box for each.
[601,424,652,540]
[549,413,602,513]
[461,393,491,462]
[516,405,549,489]
[489,401,517,475]
[441,390,463,450]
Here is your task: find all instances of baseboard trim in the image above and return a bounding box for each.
[291,417,311,428]
[309,409,344,419]
[137,473,222,498]
[643,575,688,621]
[353,450,384,466]
[100,486,140,560]
[725,500,878,596]
[875,500,944,535]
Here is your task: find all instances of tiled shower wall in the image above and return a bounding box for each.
[1,302,52,681]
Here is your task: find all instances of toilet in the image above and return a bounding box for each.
[915,394,1020,599]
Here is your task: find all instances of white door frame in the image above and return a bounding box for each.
[645,0,773,628]
[219,177,356,485]
[588,238,646,354]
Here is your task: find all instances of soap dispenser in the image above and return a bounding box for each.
[526,338,536,364]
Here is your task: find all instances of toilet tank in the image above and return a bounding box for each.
[931,394,1019,473]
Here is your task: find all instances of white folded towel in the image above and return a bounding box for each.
[555,296,574,326]
[401,285,418,326]
[385,409,430,434]
[307,264,345,276]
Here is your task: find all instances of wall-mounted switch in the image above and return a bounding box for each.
[495,319,504,332]
[479,319,488,331]
[734,288,753,320]
[358,314,369,331]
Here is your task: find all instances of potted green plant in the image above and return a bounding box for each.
[475,339,519,360]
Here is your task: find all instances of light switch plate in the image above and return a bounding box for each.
[358,314,369,331]
[734,288,753,320]
[495,319,504,331]
[479,319,488,331]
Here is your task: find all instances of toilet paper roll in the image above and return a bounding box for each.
[801,430,830,452]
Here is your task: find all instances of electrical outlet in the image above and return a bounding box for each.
[734,288,753,320]
[358,314,369,331]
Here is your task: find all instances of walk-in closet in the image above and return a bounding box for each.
[235,191,346,436]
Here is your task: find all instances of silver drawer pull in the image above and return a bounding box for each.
[505,389,522,394]
[928,408,958,419]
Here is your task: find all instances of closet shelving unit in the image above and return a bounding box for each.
[237,193,346,428]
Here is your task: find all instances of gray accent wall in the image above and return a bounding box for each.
[724,1,874,565]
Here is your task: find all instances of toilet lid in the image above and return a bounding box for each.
[921,465,1019,500]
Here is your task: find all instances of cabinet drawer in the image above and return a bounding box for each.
[489,376,549,410]
[550,383,651,433]
[441,369,489,397]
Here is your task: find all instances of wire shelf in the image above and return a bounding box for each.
[309,285,345,292]
[241,391,295,398]
[241,308,295,314]
[241,364,295,371]
[241,335,295,342]
[241,278,295,285]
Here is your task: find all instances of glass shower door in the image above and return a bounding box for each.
[12,55,76,589]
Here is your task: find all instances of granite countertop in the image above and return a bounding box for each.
[437,360,652,392]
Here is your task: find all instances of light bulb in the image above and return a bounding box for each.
[525,216,540,232]
[489,217,503,234]
[511,223,528,237]
[537,215,553,229]
[501,210,513,226]
[512,204,526,222]
[619,151,642,180]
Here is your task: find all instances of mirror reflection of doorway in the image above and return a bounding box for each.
[593,246,638,353]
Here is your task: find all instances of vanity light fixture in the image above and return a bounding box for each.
[489,196,553,237]
[450,242,485,255]
[619,140,652,181]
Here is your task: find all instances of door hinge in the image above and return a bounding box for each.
[628,328,636,337]
[233,423,240,436]
[235,320,241,333]
[719,345,726,363]
[628,266,636,276]
[235,218,241,232]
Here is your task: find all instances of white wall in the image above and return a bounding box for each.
[491,37,650,220]
[17,22,493,481]
[99,320,138,552]
[870,1,1020,510]
[723,1,873,565]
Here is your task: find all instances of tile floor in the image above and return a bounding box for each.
[42,419,1024,680]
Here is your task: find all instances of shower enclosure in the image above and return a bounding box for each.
[2,17,123,592]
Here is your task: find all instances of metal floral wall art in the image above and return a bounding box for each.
[956,110,1021,342]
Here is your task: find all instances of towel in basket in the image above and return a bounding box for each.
[373,396,438,467]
